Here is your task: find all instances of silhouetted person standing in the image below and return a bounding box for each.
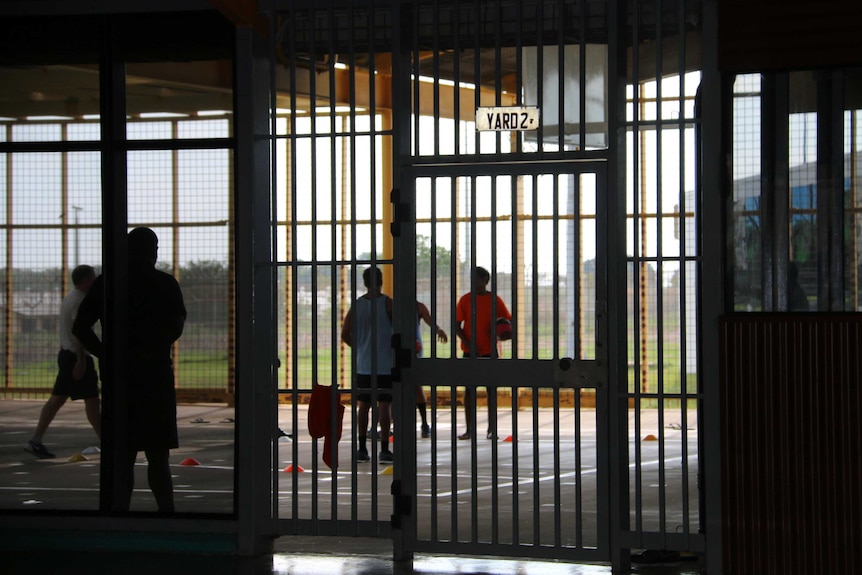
[73,227,186,512]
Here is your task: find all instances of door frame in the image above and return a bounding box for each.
[390,160,610,563]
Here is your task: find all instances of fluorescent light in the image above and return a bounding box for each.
[138,112,187,119]
[26,115,74,121]
[314,106,366,114]
[197,110,231,117]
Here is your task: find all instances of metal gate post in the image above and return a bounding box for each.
[391,0,418,562]
[235,22,278,556]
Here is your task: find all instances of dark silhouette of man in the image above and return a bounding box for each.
[73,227,186,512]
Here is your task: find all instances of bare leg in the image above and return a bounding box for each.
[32,395,67,443]
[460,388,475,439]
[114,450,137,512]
[415,385,428,427]
[356,400,371,449]
[145,448,174,513]
[84,396,101,440]
[378,401,392,452]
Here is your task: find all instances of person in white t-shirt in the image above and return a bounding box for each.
[25,265,101,459]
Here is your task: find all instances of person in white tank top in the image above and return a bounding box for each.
[341,267,394,463]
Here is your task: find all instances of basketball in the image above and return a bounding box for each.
[496,318,512,341]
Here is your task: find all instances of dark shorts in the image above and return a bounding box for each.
[52,349,99,400]
[355,374,393,403]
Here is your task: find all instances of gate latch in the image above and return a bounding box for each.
[555,357,604,389]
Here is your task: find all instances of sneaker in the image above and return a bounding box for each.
[379,450,393,463]
[355,448,370,462]
[420,424,431,438]
[25,440,55,459]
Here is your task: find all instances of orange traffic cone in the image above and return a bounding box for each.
[284,464,304,473]
[180,457,201,466]
[643,434,658,441]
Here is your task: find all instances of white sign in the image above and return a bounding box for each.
[476,106,540,131]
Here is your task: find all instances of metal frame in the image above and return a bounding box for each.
[398,160,610,563]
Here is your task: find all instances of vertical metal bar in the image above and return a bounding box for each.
[631,0,644,538]
[579,0,587,151]
[171,122,181,383]
[557,0,566,153]
[553,382,561,548]
[469,174,479,543]
[773,73,790,311]
[853,112,859,310]
[392,1,420,559]
[573,172,584,549]
[760,74,776,310]
[268,10,280,527]
[514,0,524,155]
[99,19,129,514]
[287,7,301,532]
[60,125,69,295]
[551,172,562,548]
[511,174,521,546]
[326,0,340,524]
[531,171,540,546]
[430,176,439,542]
[450,175,459,541]
[490,174,500,544]
[347,2,360,530]
[308,13,320,525]
[367,0,380,513]
[235,23,276,552]
[532,383,540,545]
[829,72,845,310]
[473,0,481,155]
[532,174,539,358]
[452,2,461,157]
[654,0,668,538]
[700,0,725,569]
[607,0,630,567]
[677,0,691,539]
[422,1,432,158]
[536,0,545,157]
[4,126,12,389]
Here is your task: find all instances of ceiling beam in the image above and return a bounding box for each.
[208,0,269,37]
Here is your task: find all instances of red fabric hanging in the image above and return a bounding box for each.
[307,382,345,469]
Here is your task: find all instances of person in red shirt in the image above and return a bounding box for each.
[455,267,511,440]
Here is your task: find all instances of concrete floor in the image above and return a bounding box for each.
[0,399,704,574]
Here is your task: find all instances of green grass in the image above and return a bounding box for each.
[2,336,699,396]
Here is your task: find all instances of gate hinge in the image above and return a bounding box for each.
[390,479,413,530]
[390,333,411,381]
[389,188,408,238]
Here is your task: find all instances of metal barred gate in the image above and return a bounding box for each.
[392,164,608,561]
[270,0,704,567]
